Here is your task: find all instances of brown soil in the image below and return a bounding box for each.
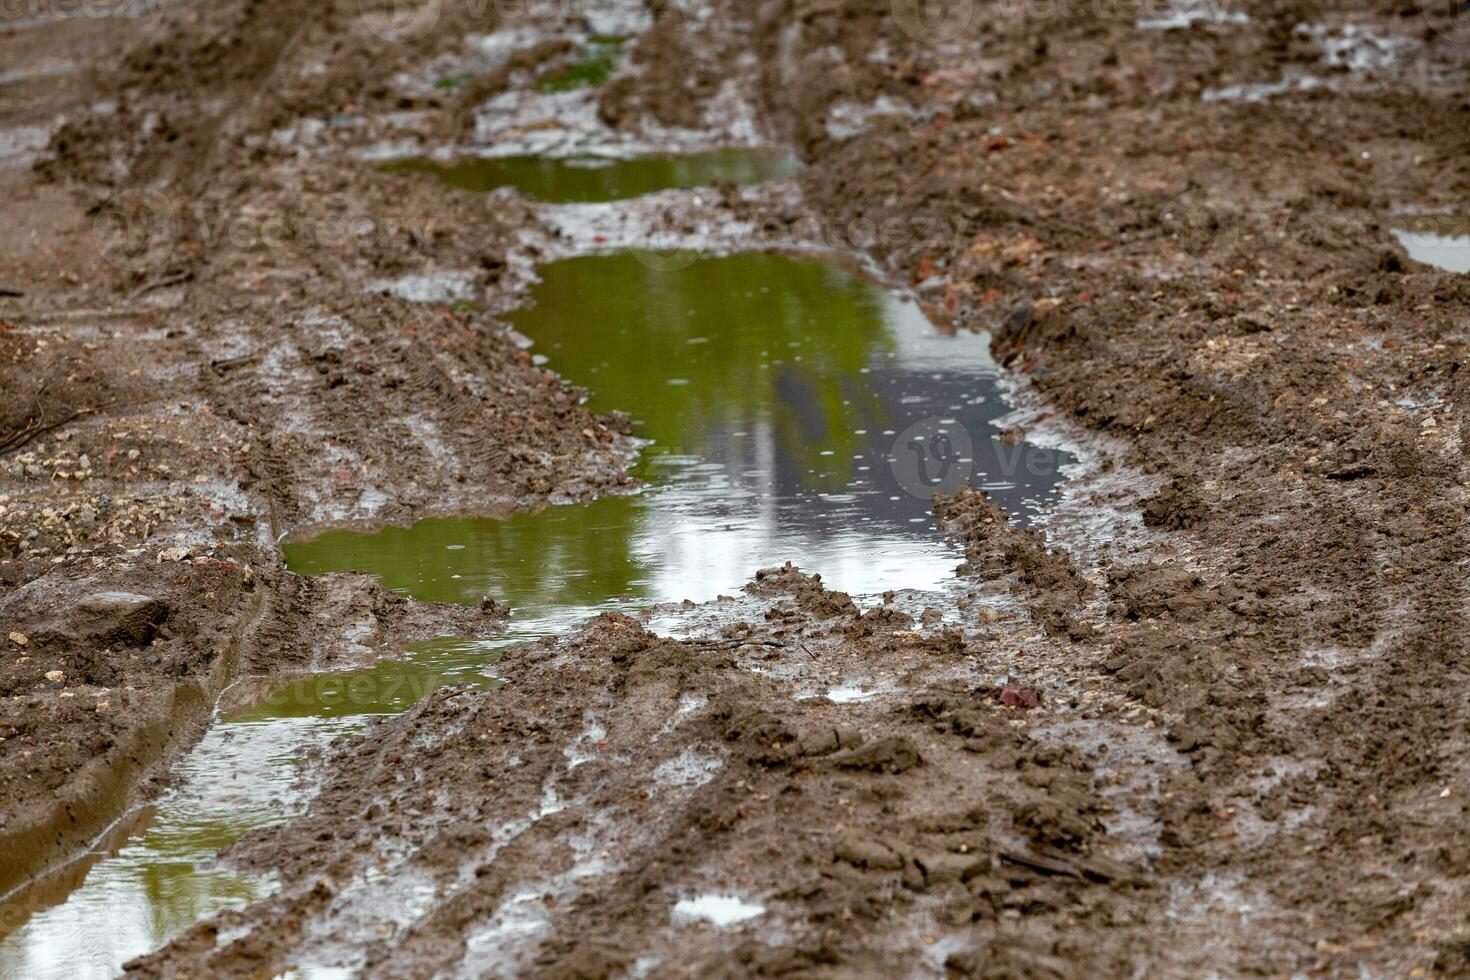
[2,0,1470,973]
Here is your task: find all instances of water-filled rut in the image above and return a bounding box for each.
[0,180,1067,979]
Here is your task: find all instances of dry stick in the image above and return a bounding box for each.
[0,405,104,456]
[126,270,192,302]
[685,638,785,649]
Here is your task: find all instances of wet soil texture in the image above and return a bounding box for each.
[2,0,1470,974]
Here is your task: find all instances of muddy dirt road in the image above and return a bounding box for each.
[1,0,1469,974]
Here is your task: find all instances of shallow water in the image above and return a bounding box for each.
[1392,215,1470,274]
[382,148,800,203]
[535,36,626,93]
[0,252,1067,978]
[289,253,1067,610]
[0,714,361,978]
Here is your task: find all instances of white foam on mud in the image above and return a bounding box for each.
[1137,0,1249,30]
[671,894,764,927]
[1202,73,1325,103]
[564,714,607,768]
[369,271,476,304]
[653,692,709,739]
[0,124,51,165]
[1300,22,1407,73]
[462,887,554,963]
[1201,21,1407,104]
[470,26,547,65]
[0,60,75,85]
[825,683,880,703]
[651,748,722,790]
[825,95,917,140]
[276,967,357,979]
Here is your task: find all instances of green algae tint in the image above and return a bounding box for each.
[535,36,626,93]
[285,253,1069,615]
[382,148,800,203]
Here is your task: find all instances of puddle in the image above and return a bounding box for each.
[287,252,1069,607]
[536,36,626,93]
[671,894,764,927]
[1391,215,1470,274]
[382,148,800,203]
[825,683,881,703]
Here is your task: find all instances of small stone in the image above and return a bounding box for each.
[998,685,1041,709]
[8,632,27,646]
[157,546,190,562]
[45,670,64,682]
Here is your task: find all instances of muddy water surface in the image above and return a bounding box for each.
[382,148,799,202]
[288,253,1066,614]
[1391,214,1470,273]
[0,221,1065,980]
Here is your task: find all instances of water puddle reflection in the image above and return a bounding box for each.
[382,148,800,203]
[0,714,361,978]
[1392,214,1470,273]
[290,252,1068,608]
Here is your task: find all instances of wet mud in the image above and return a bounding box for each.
[2,0,1470,974]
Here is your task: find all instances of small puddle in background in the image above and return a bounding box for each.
[536,36,627,93]
[381,147,800,203]
[1391,214,1470,274]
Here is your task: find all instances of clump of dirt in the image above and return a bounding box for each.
[935,486,1090,637]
